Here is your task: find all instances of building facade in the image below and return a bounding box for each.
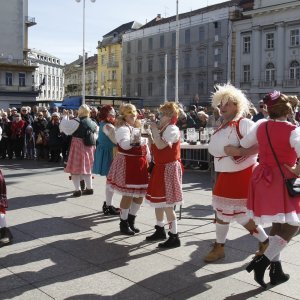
[28,49,64,101]
[97,21,142,97]
[0,0,38,108]
[233,0,300,103]
[64,54,97,98]
[122,1,240,108]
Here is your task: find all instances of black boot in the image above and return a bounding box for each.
[146,225,167,241]
[119,219,135,236]
[128,214,140,233]
[158,232,180,248]
[246,255,270,289]
[102,202,120,215]
[269,261,290,285]
[80,180,86,191]
[0,227,13,245]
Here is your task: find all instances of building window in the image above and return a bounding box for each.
[48,75,51,85]
[6,72,12,86]
[159,56,165,71]
[198,80,205,94]
[265,63,275,81]
[112,70,117,80]
[137,83,142,97]
[52,76,55,87]
[148,59,153,72]
[266,33,274,49]
[183,78,190,95]
[137,60,142,74]
[290,60,300,79]
[171,55,175,69]
[126,62,131,75]
[148,37,153,50]
[148,82,153,96]
[185,29,190,44]
[243,65,251,82]
[172,32,176,48]
[138,40,142,52]
[184,54,190,68]
[160,35,164,48]
[199,27,205,42]
[198,55,205,67]
[101,55,105,65]
[243,36,251,53]
[127,42,131,54]
[126,84,131,97]
[290,29,300,46]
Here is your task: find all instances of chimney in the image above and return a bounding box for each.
[156,14,162,21]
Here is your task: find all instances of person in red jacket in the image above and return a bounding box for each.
[10,113,26,159]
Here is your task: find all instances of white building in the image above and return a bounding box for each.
[28,49,64,101]
[0,0,38,108]
[233,0,300,103]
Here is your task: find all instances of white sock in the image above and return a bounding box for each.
[120,208,129,220]
[252,225,269,242]
[168,219,177,234]
[129,202,141,216]
[81,174,92,189]
[105,185,114,206]
[271,253,281,262]
[157,220,165,227]
[264,235,287,261]
[0,213,7,228]
[216,223,229,244]
[71,175,81,191]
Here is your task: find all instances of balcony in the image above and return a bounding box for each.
[107,61,119,68]
[240,82,251,89]
[25,16,37,27]
[259,81,276,88]
[283,79,300,87]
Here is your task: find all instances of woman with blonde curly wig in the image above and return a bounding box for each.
[60,104,98,197]
[106,103,150,235]
[204,83,268,263]
[228,91,300,288]
[145,101,183,248]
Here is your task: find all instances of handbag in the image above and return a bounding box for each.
[36,133,43,145]
[83,128,96,146]
[266,122,300,197]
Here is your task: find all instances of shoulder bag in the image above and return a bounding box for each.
[265,122,300,197]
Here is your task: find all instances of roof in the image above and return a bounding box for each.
[140,0,240,29]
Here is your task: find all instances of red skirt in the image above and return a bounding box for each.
[146,160,183,207]
[107,153,148,197]
[65,137,95,174]
[212,165,255,222]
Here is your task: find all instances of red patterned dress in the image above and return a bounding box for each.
[145,125,183,207]
[106,125,149,197]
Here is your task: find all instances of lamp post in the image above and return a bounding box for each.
[175,0,179,103]
[75,0,96,104]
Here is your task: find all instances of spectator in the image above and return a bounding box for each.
[252,100,268,122]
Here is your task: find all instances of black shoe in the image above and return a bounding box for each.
[128,214,140,233]
[82,189,94,195]
[158,232,180,248]
[80,180,86,191]
[72,190,82,197]
[146,225,167,241]
[102,202,120,215]
[269,261,290,285]
[0,227,13,245]
[246,255,270,289]
[120,219,135,236]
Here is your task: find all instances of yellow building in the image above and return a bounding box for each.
[97,21,141,97]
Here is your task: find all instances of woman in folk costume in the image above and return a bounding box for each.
[107,104,149,235]
[0,126,13,246]
[228,92,300,288]
[60,104,98,197]
[145,102,183,248]
[204,83,268,263]
[92,105,119,215]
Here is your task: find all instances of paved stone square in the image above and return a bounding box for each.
[0,160,299,299]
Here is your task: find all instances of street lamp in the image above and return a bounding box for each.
[75,0,96,104]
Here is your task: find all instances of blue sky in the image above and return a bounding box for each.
[28,0,227,64]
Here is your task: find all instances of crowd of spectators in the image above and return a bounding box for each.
[0,98,299,163]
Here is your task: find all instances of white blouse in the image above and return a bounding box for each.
[162,125,180,147]
[59,115,80,136]
[208,118,257,172]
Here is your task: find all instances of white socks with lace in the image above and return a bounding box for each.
[216,223,230,244]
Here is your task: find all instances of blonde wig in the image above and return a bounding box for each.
[159,101,180,118]
[78,104,91,118]
[211,83,250,118]
[115,103,139,128]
